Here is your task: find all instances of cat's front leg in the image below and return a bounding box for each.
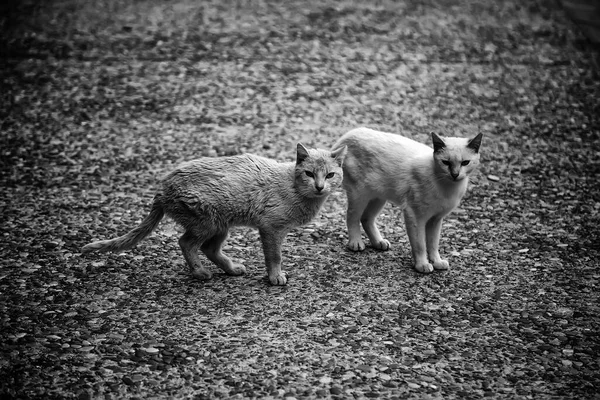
[426,216,449,270]
[346,193,369,251]
[259,228,288,285]
[403,210,433,273]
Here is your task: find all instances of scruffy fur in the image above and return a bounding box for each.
[82,143,347,285]
[333,127,482,273]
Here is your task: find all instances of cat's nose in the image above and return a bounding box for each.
[451,171,459,180]
[315,185,324,192]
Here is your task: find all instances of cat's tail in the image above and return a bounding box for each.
[81,194,165,254]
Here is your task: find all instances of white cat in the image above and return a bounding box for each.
[333,127,482,273]
[82,143,347,285]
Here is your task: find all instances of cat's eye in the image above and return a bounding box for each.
[305,171,315,178]
[461,160,471,166]
[326,172,335,179]
[442,160,451,166]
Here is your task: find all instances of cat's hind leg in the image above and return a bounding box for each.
[426,216,449,270]
[361,198,390,251]
[201,231,246,276]
[345,191,369,251]
[179,231,213,280]
[403,210,434,273]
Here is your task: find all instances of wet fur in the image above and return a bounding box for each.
[333,127,482,273]
[82,144,347,285]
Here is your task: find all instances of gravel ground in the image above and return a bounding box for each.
[1,0,599,399]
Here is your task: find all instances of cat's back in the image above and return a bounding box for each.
[163,154,284,198]
[336,127,431,156]
[335,128,432,180]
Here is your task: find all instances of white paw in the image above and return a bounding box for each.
[227,263,247,276]
[433,259,449,270]
[191,268,213,280]
[269,272,288,286]
[372,239,390,251]
[347,239,366,252]
[414,262,434,274]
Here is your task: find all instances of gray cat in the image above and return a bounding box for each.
[82,143,347,285]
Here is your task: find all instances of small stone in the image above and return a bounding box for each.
[44,241,60,249]
[330,386,343,395]
[144,347,160,354]
[357,364,371,372]
[366,65,379,75]
[122,376,135,386]
[487,174,500,182]
[553,307,574,318]
[379,373,392,381]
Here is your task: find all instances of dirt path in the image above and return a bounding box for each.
[1,1,599,398]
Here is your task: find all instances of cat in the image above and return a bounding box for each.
[82,143,347,285]
[333,127,482,273]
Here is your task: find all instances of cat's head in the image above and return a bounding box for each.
[294,143,347,198]
[431,132,482,182]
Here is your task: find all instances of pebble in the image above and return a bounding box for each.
[122,376,135,386]
[330,386,343,395]
[144,347,160,354]
[366,65,379,75]
[487,174,500,182]
[357,364,372,373]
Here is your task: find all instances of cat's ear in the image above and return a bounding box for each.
[296,143,310,165]
[331,145,347,166]
[467,133,483,153]
[431,132,446,153]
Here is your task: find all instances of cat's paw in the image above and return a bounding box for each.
[414,262,434,274]
[226,263,247,276]
[371,239,391,251]
[191,268,213,280]
[347,239,366,252]
[432,259,449,270]
[269,272,288,286]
